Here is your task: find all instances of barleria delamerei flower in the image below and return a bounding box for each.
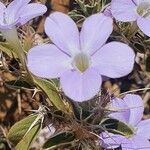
[0,0,47,29]
[100,94,150,149]
[27,12,135,102]
[0,0,47,68]
[111,0,150,36]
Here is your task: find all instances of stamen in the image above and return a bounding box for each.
[72,52,91,72]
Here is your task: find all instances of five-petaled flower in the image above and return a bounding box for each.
[100,94,150,150]
[27,12,135,102]
[0,0,47,29]
[111,0,150,36]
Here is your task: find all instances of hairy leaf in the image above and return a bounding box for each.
[7,115,41,147]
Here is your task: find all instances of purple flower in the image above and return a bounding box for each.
[100,94,150,149]
[111,0,150,36]
[27,12,135,102]
[0,0,47,29]
[103,5,113,18]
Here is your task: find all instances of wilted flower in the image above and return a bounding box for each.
[0,0,47,29]
[100,94,150,149]
[111,0,150,36]
[27,12,135,102]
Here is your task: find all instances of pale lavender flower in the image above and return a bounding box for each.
[103,5,113,18]
[27,12,135,102]
[100,94,150,149]
[111,0,150,36]
[0,0,47,29]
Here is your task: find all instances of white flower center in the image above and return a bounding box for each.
[72,52,91,72]
[137,2,150,18]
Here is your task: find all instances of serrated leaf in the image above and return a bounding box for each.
[7,115,40,146]
[33,77,69,113]
[5,80,33,90]
[42,131,75,149]
[101,118,134,137]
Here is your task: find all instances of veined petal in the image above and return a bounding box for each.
[92,42,135,78]
[137,119,150,139]
[123,94,144,126]
[137,17,150,37]
[60,68,102,102]
[27,44,71,78]
[17,3,47,25]
[80,13,113,55]
[45,12,80,56]
[109,98,130,123]
[111,0,138,21]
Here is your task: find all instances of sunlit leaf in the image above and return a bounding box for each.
[33,77,70,113]
[7,115,41,147]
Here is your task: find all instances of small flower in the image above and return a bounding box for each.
[0,0,47,29]
[27,12,135,102]
[111,0,150,36]
[100,94,150,149]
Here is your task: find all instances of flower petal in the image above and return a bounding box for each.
[111,0,138,21]
[27,44,71,78]
[109,98,130,123]
[137,119,150,139]
[0,2,6,25]
[17,3,47,25]
[45,12,80,56]
[137,17,150,37]
[5,0,31,24]
[123,94,144,126]
[60,68,102,102]
[100,132,124,149]
[121,135,150,149]
[92,42,135,78]
[101,133,150,150]
[80,13,113,55]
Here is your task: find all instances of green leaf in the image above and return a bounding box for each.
[101,118,134,137]
[5,80,33,90]
[7,114,41,148]
[33,77,69,113]
[0,42,15,57]
[15,120,41,150]
[42,131,75,149]
[146,56,150,72]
